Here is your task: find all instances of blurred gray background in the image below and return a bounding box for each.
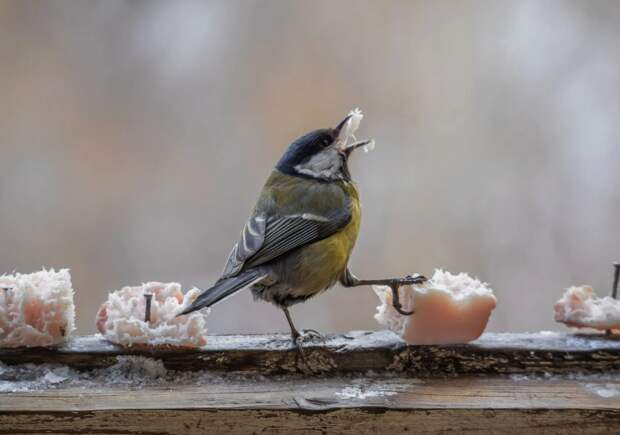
[1,0,619,335]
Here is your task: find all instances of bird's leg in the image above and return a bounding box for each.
[282,307,324,344]
[283,306,308,366]
[283,306,301,342]
[340,268,426,316]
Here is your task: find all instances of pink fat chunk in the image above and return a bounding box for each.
[96,282,209,348]
[554,286,620,332]
[374,269,496,345]
[0,269,75,348]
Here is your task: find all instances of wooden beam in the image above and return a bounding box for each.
[1,376,619,434]
[2,332,620,433]
[1,331,620,375]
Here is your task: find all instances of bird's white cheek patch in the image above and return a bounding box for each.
[294,148,344,180]
[374,269,496,345]
[0,268,75,348]
[554,286,620,331]
[96,282,209,348]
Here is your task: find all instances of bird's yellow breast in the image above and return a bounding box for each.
[256,171,362,300]
[288,181,361,297]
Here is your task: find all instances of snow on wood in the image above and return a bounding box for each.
[1,331,620,433]
[1,331,619,375]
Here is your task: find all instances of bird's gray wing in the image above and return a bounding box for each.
[220,214,267,278]
[221,207,351,279]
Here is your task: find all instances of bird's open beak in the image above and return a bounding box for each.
[335,114,353,134]
[335,112,375,157]
[342,139,374,156]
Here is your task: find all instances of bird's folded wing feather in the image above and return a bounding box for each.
[221,208,351,279]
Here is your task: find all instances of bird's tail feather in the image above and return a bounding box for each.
[178,269,263,316]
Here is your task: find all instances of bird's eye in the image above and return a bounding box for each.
[321,137,331,147]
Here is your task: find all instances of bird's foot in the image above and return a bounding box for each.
[394,274,427,286]
[342,270,427,316]
[387,274,427,316]
[300,328,325,342]
[292,329,325,362]
[376,274,427,290]
[291,328,325,347]
[290,329,326,373]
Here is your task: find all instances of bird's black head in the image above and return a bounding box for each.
[276,113,372,182]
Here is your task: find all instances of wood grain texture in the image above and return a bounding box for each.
[1,409,619,435]
[1,377,619,434]
[2,332,620,433]
[1,331,620,375]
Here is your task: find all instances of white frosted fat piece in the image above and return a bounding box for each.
[96,282,208,348]
[343,108,363,139]
[340,108,376,152]
[374,269,496,345]
[554,286,620,331]
[362,139,376,153]
[0,269,75,348]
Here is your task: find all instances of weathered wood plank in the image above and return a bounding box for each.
[2,332,620,433]
[1,331,620,375]
[2,376,620,411]
[1,409,619,435]
[1,377,619,434]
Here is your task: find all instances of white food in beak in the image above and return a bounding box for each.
[96,282,209,348]
[340,108,375,153]
[0,268,75,348]
[374,269,496,345]
[343,107,363,139]
[363,139,375,153]
[554,285,620,331]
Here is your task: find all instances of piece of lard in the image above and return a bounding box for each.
[96,282,208,348]
[0,268,75,348]
[341,108,375,153]
[374,269,496,345]
[342,108,363,140]
[554,285,620,331]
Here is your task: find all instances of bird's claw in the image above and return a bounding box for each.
[401,274,427,286]
[388,274,426,316]
[293,329,325,363]
[293,328,325,345]
[291,329,325,373]
[300,328,325,343]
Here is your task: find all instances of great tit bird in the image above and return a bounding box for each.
[180,110,426,343]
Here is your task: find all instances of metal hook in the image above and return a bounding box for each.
[612,262,619,300]
[390,283,414,316]
[144,293,153,323]
[605,262,619,336]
